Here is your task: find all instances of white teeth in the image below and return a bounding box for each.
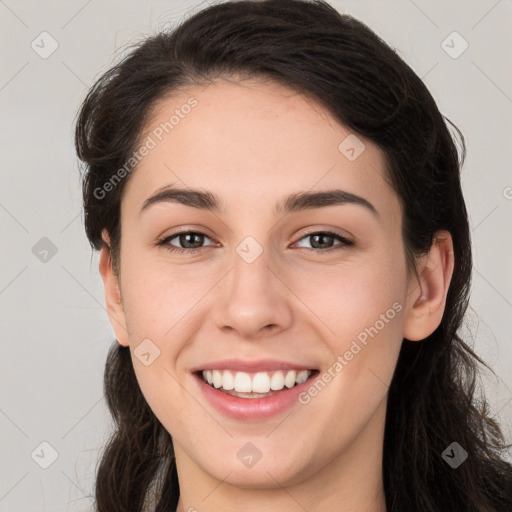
[212,370,222,389]
[252,372,271,393]
[222,370,235,390]
[296,370,309,384]
[270,371,285,390]
[284,370,296,388]
[201,369,312,393]
[234,372,252,392]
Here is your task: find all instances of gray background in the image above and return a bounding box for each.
[0,0,511,510]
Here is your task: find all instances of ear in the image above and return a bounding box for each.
[403,230,455,342]
[98,230,129,347]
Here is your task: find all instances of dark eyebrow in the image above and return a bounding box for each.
[278,189,378,217]
[140,184,378,218]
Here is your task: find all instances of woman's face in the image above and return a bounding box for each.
[103,79,426,491]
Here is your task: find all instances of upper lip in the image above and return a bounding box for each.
[191,358,316,373]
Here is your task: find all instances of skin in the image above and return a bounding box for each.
[99,78,454,511]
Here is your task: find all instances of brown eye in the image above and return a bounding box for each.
[158,231,215,254]
[294,231,353,252]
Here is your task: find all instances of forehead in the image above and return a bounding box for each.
[123,79,399,221]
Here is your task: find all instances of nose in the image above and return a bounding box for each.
[211,246,293,341]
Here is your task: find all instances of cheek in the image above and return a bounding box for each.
[291,254,405,340]
[295,251,406,404]
[120,257,212,337]
[130,360,192,441]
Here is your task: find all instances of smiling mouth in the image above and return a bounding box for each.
[196,369,319,398]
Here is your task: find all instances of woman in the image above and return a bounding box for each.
[74,0,512,510]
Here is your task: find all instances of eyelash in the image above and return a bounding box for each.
[156,230,354,255]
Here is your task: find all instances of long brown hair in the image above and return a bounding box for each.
[74,1,512,510]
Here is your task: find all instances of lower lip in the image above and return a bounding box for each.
[193,372,318,421]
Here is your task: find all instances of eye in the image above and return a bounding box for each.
[156,229,353,255]
[157,231,216,255]
[293,230,354,253]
